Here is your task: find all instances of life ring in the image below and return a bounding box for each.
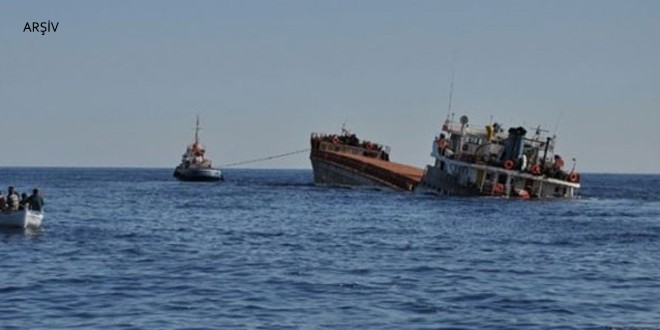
[492,183,505,195]
[437,139,447,149]
[568,172,579,182]
[504,160,515,170]
[332,136,340,144]
[531,164,542,175]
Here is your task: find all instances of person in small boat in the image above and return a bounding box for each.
[27,189,44,211]
[6,186,20,211]
[19,193,29,210]
[0,192,6,211]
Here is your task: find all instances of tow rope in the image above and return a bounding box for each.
[219,148,310,167]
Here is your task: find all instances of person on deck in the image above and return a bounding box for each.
[437,134,448,155]
[552,155,566,179]
[553,155,565,169]
[27,188,44,212]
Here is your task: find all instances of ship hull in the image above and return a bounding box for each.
[310,157,396,189]
[173,167,223,182]
[309,134,422,191]
[416,165,476,196]
[416,157,579,199]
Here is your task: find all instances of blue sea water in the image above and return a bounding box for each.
[1,167,659,329]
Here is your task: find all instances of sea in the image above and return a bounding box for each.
[1,167,659,329]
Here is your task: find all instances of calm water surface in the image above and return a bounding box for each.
[1,168,659,329]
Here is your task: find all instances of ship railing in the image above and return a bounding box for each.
[311,132,391,156]
[317,141,385,160]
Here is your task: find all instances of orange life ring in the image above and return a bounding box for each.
[568,172,579,182]
[531,164,542,175]
[437,139,447,149]
[504,160,515,170]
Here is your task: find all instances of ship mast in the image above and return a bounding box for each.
[441,68,455,132]
[446,68,454,121]
[194,115,201,145]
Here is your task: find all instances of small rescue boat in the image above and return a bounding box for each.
[0,209,44,228]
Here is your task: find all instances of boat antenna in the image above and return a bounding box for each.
[441,68,455,132]
[446,68,455,121]
[195,115,201,145]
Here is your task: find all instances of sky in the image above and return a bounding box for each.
[1,1,659,173]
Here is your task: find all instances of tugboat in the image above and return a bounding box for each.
[416,114,581,199]
[173,116,223,182]
[310,126,423,191]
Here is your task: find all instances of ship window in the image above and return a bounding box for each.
[467,136,481,144]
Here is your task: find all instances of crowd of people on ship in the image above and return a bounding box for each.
[310,133,390,161]
[0,186,44,212]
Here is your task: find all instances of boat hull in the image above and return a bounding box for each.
[173,167,223,182]
[415,166,489,196]
[416,165,477,196]
[309,135,422,191]
[0,210,44,228]
[417,158,579,199]
[310,157,396,189]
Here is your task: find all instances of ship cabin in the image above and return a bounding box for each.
[430,115,580,198]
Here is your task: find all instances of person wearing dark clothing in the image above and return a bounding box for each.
[551,155,566,179]
[19,193,29,210]
[27,189,44,211]
[437,134,448,156]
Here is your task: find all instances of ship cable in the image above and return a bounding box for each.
[219,148,310,167]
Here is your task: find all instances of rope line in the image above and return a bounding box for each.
[219,148,310,167]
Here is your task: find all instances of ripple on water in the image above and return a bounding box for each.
[1,169,660,328]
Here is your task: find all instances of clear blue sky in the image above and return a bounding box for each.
[1,1,658,173]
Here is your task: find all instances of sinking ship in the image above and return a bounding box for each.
[173,116,223,182]
[309,127,423,191]
[416,114,581,198]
